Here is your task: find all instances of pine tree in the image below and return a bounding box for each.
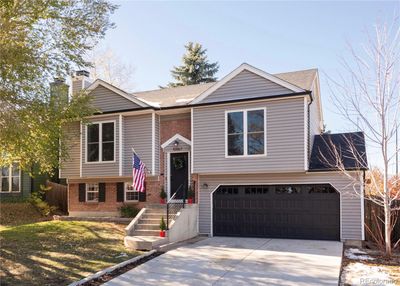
[167,42,219,87]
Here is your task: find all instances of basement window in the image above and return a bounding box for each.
[124,183,139,202]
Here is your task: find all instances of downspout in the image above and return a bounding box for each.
[307,91,313,169]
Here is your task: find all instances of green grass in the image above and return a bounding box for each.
[0,220,140,286]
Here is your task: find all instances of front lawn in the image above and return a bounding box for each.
[0,220,140,286]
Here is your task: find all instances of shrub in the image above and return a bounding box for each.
[119,204,139,218]
[29,184,57,216]
[187,184,195,199]
[159,216,166,231]
[160,186,167,199]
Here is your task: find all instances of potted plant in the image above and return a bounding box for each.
[160,186,167,204]
[159,216,166,237]
[187,185,195,204]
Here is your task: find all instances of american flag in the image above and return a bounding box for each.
[132,152,146,192]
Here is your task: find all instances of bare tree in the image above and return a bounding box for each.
[87,46,135,91]
[324,18,400,256]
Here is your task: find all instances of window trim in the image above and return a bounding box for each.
[84,120,116,164]
[85,183,99,202]
[0,164,21,193]
[225,107,267,158]
[124,182,139,202]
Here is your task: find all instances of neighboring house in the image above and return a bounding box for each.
[0,163,48,200]
[60,64,367,243]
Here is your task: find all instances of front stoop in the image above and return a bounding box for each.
[124,236,168,251]
[124,204,178,250]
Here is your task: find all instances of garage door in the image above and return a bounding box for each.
[213,184,340,241]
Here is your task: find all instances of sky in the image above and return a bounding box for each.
[98,1,399,170]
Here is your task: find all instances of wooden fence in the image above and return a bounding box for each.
[364,198,400,244]
[45,181,68,213]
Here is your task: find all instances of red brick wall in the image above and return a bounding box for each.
[159,116,191,176]
[68,178,162,214]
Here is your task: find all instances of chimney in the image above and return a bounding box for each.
[71,70,91,95]
[50,77,69,106]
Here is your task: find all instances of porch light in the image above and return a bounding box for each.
[174,140,179,147]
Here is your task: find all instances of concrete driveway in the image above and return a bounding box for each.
[105,237,343,286]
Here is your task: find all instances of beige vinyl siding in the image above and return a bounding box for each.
[90,85,142,113]
[198,172,363,240]
[60,122,81,178]
[154,114,160,175]
[123,114,153,176]
[308,80,322,159]
[82,115,119,177]
[193,97,306,173]
[200,70,293,103]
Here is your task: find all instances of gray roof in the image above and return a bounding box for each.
[133,68,317,108]
[133,83,215,108]
[309,132,368,171]
[274,68,317,90]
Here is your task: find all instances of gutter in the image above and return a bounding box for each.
[96,91,312,115]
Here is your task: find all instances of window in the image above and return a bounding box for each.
[275,185,300,194]
[0,163,20,192]
[86,121,115,162]
[86,183,99,202]
[125,183,139,202]
[226,108,265,156]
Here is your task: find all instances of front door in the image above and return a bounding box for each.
[169,152,189,200]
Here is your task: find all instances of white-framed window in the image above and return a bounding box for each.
[86,183,99,202]
[86,121,115,163]
[124,182,139,202]
[0,163,21,193]
[226,108,266,157]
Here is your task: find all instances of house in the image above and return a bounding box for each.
[60,64,367,243]
[0,164,48,200]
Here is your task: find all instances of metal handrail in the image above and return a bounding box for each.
[166,183,186,230]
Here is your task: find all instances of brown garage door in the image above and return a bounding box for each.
[213,184,340,241]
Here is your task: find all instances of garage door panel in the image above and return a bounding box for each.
[213,184,340,241]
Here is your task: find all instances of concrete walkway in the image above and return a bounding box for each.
[104,237,343,286]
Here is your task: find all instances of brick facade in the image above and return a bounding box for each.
[68,177,162,215]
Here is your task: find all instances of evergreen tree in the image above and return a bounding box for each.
[167,42,219,87]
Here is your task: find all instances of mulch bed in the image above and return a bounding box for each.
[81,251,164,286]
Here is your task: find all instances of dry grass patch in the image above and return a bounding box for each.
[0,221,141,286]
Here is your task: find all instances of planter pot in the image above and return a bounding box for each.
[160,198,166,204]
[159,230,166,237]
[188,198,193,204]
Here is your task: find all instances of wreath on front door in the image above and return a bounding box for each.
[173,157,185,170]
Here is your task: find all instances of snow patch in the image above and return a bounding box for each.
[341,262,393,286]
[345,248,374,261]
[140,99,160,108]
[176,98,195,103]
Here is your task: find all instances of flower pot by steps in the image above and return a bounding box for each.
[188,198,193,204]
[159,230,166,237]
[160,198,166,204]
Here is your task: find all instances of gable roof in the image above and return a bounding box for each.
[190,63,306,104]
[309,132,368,172]
[133,83,215,108]
[133,66,317,108]
[274,68,317,91]
[87,79,150,108]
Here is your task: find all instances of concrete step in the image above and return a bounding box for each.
[139,218,164,224]
[124,235,168,251]
[132,229,160,236]
[141,214,166,220]
[135,224,159,230]
[146,204,168,209]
